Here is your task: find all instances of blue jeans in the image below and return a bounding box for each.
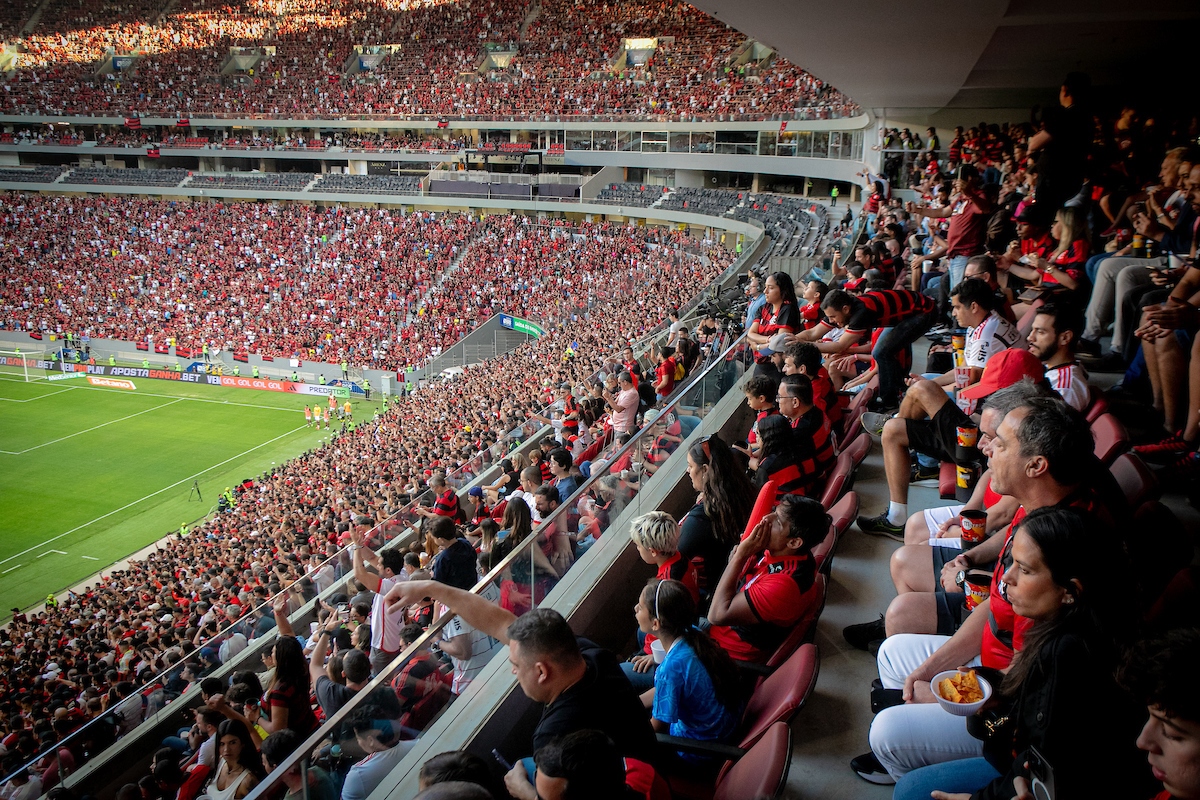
[873,312,937,404]
[893,757,1001,800]
[948,255,969,292]
[621,660,657,692]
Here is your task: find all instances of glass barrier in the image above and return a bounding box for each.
[236,328,753,800]
[1,109,863,124]
[2,227,768,793]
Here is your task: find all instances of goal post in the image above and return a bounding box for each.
[0,349,55,382]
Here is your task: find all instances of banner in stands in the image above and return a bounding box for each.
[498,314,545,338]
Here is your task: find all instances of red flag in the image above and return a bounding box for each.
[779,120,787,133]
[154,344,169,353]
[125,117,142,129]
[146,147,160,158]
[176,119,190,127]
[136,342,149,351]
[29,332,43,340]
[175,347,192,358]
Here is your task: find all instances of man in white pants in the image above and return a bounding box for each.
[853,384,1113,784]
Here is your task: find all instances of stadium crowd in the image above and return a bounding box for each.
[0,191,734,793]
[3,70,1200,800]
[0,0,858,119]
[0,196,719,372]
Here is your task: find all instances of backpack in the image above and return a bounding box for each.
[672,359,685,382]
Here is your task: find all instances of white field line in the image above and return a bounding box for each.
[0,424,310,568]
[0,375,313,414]
[7,398,183,455]
[0,386,76,402]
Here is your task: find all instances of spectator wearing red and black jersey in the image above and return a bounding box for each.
[783,342,843,431]
[775,374,836,496]
[705,495,827,663]
[798,279,829,331]
[906,164,992,291]
[416,475,463,524]
[735,374,780,463]
[746,272,800,369]
[390,624,451,731]
[621,511,701,692]
[1004,207,1089,295]
[752,414,808,499]
[558,386,581,442]
[803,288,938,410]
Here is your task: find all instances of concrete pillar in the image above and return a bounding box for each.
[851,184,860,203]
[258,158,276,172]
[802,177,810,197]
[751,173,761,192]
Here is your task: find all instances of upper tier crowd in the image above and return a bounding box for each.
[0,197,720,372]
[0,0,858,119]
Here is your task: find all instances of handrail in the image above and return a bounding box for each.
[0,231,760,790]
[2,203,758,791]
[237,327,752,800]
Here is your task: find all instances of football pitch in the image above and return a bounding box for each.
[0,371,375,616]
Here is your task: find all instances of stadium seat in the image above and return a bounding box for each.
[1091,412,1131,465]
[762,573,827,671]
[1084,394,1108,422]
[827,491,859,538]
[714,722,792,800]
[811,527,837,573]
[1109,452,1160,509]
[659,643,818,763]
[817,452,850,509]
[939,461,957,499]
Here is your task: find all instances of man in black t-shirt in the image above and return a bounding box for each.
[381,580,656,764]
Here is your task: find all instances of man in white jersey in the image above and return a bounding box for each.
[1025,301,1090,412]
[349,526,409,675]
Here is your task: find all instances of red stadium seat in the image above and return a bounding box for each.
[1084,394,1108,422]
[1109,452,1160,509]
[812,527,837,572]
[714,722,792,800]
[828,490,859,538]
[1091,412,1131,465]
[817,451,851,509]
[939,461,957,499]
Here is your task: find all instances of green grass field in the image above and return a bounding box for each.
[0,368,378,615]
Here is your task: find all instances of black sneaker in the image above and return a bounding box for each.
[910,461,940,482]
[857,512,905,541]
[1076,337,1101,357]
[850,751,896,785]
[1079,350,1125,373]
[843,614,886,650]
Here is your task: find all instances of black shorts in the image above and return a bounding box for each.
[905,402,972,465]
[931,543,961,581]
[935,592,968,636]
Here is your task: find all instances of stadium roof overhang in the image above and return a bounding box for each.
[692,0,1200,115]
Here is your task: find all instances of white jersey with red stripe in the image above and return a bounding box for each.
[966,312,1020,370]
[1046,361,1090,411]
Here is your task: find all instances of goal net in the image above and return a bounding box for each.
[0,349,61,382]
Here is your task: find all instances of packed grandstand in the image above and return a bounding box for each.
[0,0,858,119]
[2,0,1200,798]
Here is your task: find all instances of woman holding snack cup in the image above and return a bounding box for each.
[893,507,1153,800]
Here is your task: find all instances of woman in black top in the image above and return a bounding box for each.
[746,271,799,365]
[678,435,754,602]
[752,414,804,498]
[894,507,1153,800]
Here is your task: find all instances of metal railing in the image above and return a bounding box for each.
[238,327,753,800]
[1,221,768,795]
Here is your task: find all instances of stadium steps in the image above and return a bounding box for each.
[648,188,675,209]
[18,0,51,36]
[518,0,542,41]
[407,226,484,324]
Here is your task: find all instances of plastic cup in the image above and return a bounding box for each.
[959,510,987,546]
[650,639,666,664]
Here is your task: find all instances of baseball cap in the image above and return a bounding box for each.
[467,487,484,498]
[761,332,790,356]
[959,348,1046,400]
